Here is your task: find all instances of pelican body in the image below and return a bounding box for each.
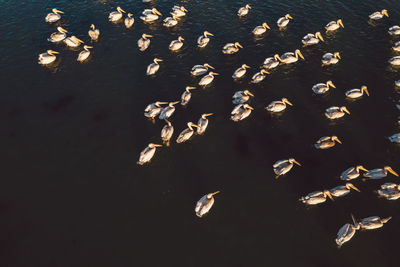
[273,158,301,178]
[190,63,214,76]
[146,58,163,75]
[251,69,269,83]
[232,64,250,79]
[359,216,391,230]
[393,41,400,52]
[64,36,84,48]
[38,50,59,65]
[278,50,304,64]
[197,31,214,48]
[77,45,93,62]
[238,4,251,17]
[369,9,389,20]
[161,120,174,145]
[125,13,135,28]
[171,6,188,18]
[197,113,213,135]
[322,52,341,65]
[144,101,168,119]
[159,101,179,120]
[140,8,162,22]
[199,72,219,86]
[195,191,220,218]
[377,183,400,200]
[329,183,360,198]
[266,98,293,113]
[302,32,324,46]
[137,143,162,165]
[169,36,184,51]
[277,14,293,28]
[163,16,178,28]
[388,26,400,36]
[222,42,243,55]
[364,166,399,180]
[45,8,63,23]
[340,166,369,181]
[389,56,400,66]
[88,24,100,41]
[176,122,199,143]
[48,27,68,43]
[312,81,336,94]
[325,106,350,120]
[389,133,400,144]
[263,55,280,69]
[253,23,270,35]
[138,34,153,51]
[325,19,344,32]
[314,136,342,149]
[109,6,126,22]
[335,215,360,248]
[300,190,333,205]
[180,86,196,106]
[230,104,254,122]
[345,86,369,99]
[232,90,254,104]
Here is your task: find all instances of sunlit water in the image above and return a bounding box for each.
[2,0,400,266]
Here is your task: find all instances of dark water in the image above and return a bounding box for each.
[2,0,400,266]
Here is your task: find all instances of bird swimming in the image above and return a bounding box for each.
[393,41,400,52]
[180,86,196,106]
[230,104,254,122]
[38,50,59,65]
[137,143,162,165]
[278,50,305,64]
[64,36,84,48]
[232,64,251,79]
[45,8,64,23]
[263,55,280,69]
[144,101,168,119]
[169,36,184,51]
[359,216,391,230]
[369,9,389,20]
[171,6,188,18]
[199,72,219,86]
[252,23,270,36]
[251,69,269,83]
[299,190,334,205]
[266,98,293,113]
[88,24,100,41]
[322,52,341,65]
[159,101,180,120]
[77,45,93,63]
[109,6,126,22]
[146,58,163,75]
[335,214,360,248]
[138,34,153,51]
[340,166,369,181]
[163,15,179,28]
[140,8,162,22]
[277,14,293,28]
[302,32,324,46]
[176,122,200,143]
[325,19,344,32]
[329,183,360,198]
[314,136,342,149]
[345,86,369,99]
[388,26,400,36]
[325,106,350,120]
[222,42,243,55]
[388,56,400,66]
[232,90,254,104]
[190,63,214,76]
[273,158,301,178]
[363,166,399,180]
[197,113,213,135]
[161,120,174,146]
[195,191,220,217]
[124,13,135,28]
[197,31,214,48]
[237,4,251,17]
[312,80,336,94]
[377,183,400,200]
[389,133,400,144]
[48,27,68,43]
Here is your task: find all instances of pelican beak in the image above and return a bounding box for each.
[179,36,184,41]
[211,72,220,75]
[60,27,68,33]
[342,107,350,115]
[191,123,200,128]
[155,58,163,63]
[211,191,220,196]
[243,64,251,69]
[350,184,361,192]
[263,23,271,29]
[236,43,243,48]
[204,113,214,117]
[287,14,293,19]
[84,45,93,49]
[54,9,64,14]
[296,50,305,60]
[336,53,341,59]
[328,81,336,88]
[325,191,334,201]
[274,54,283,62]
[334,137,342,144]
[317,32,324,42]
[248,106,254,110]
[338,19,344,28]
[362,86,369,96]
[246,4,251,9]
[205,64,215,69]
[158,102,168,105]
[171,101,180,105]
[49,50,59,55]
[284,99,293,106]
[145,34,153,38]
[247,91,254,97]
[382,217,392,223]
[118,7,126,13]
[154,144,163,147]
[155,9,162,16]
[359,166,369,172]
[183,7,188,12]
[383,10,389,17]
[388,168,399,177]
[293,160,302,166]
[261,70,270,74]
[206,32,214,36]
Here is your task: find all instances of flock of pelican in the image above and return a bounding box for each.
[39,4,399,248]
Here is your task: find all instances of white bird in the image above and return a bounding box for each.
[251,69,269,83]
[325,19,344,32]
[176,122,200,143]
[77,45,93,62]
[197,31,214,48]
[124,13,135,28]
[389,56,400,66]
[146,58,163,75]
[300,190,334,205]
[63,36,84,48]
[190,63,214,76]
[377,183,400,200]
[48,27,68,43]
[314,136,342,149]
[232,90,254,105]
[266,98,293,113]
[273,158,301,178]
[180,86,197,106]
[363,166,399,180]
[359,216,391,230]
[340,166,369,181]
[144,101,168,119]
[38,50,59,65]
[278,50,305,64]
[169,36,184,51]
[109,6,126,22]
[335,215,360,248]
[161,120,174,145]
[302,32,324,46]
[230,104,254,122]
[252,23,271,36]
[389,133,400,143]
[322,52,341,65]
[312,80,336,94]
[263,55,280,69]
[171,6,188,18]
[159,101,180,120]
[369,9,389,20]
[88,24,100,41]
[345,86,369,99]
[237,4,251,17]
[163,15,179,28]
[45,8,64,23]
[388,26,400,36]
[329,183,360,198]
[140,8,162,22]
[325,106,350,120]
[137,143,162,165]
[277,14,293,28]
[222,42,243,55]
[195,191,220,217]
[232,64,251,79]
[138,34,153,51]
[199,72,219,86]
[197,113,213,135]
[393,41,400,52]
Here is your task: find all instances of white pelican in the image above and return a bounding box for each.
[389,26,400,36]
[302,32,324,46]
[363,166,399,180]
[329,183,360,198]
[140,8,162,22]
[322,52,341,65]
[314,136,342,149]
[251,69,269,83]
[277,14,293,28]
[88,24,100,41]
[335,215,360,248]
[396,80,400,87]
[109,7,126,22]
[238,4,251,17]
[359,216,391,230]
[263,55,280,69]
[77,45,93,62]
[230,104,254,122]
[163,15,179,28]
[325,106,350,120]
[278,50,304,64]
[389,133,400,144]
[340,166,369,181]
[38,50,59,65]
[195,191,220,217]
[199,72,219,86]
[299,190,334,205]
[146,58,163,75]
[369,9,389,20]
[273,158,301,178]
[197,31,214,48]
[345,86,369,99]
[197,113,213,135]
[232,64,251,79]
[124,13,135,28]
[137,143,162,165]
[190,63,214,76]
[325,19,344,32]
[266,98,293,113]
[48,27,68,43]
[393,41,400,52]
[159,101,180,120]
[63,36,84,48]
[389,56,400,66]
[377,183,400,200]
[176,122,200,143]
[180,86,196,106]
[232,90,254,104]
[312,80,336,94]
[144,101,168,119]
[45,8,64,23]
[138,34,153,51]
[222,42,243,55]
[169,36,184,51]
[161,120,174,145]
[252,23,271,36]
[171,6,188,18]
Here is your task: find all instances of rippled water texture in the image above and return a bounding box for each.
[2,0,400,266]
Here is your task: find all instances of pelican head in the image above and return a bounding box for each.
[180,6,188,12]
[204,31,214,37]
[244,90,254,97]
[47,50,59,55]
[285,14,293,20]
[262,22,271,30]
[340,106,350,115]
[209,72,220,76]
[243,104,254,110]
[204,63,215,69]
[127,13,133,17]
[245,4,251,9]
[356,165,369,172]
[149,143,162,148]
[345,183,361,192]
[169,101,180,106]
[384,166,399,176]
[52,8,64,14]
[282,98,293,106]
[242,64,251,69]
[90,24,95,30]
[178,36,184,42]
[201,113,214,119]
[295,49,305,60]
[117,6,126,13]
[142,33,153,39]
[323,190,334,201]
[332,136,342,144]
[154,58,163,64]
[261,69,270,75]
[337,19,344,28]
[152,8,162,16]
[187,122,200,129]
[83,45,93,50]
[327,80,336,88]
[334,52,341,59]
[289,158,301,166]
[234,42,243,49]
[57,27,68,33]
[361,86,369,96]
[274,54,282,61]
[71,36,84,43]
[207,191,220,199]
[316,32,324,41]
[185,86,196,91]
[382,9,389,17]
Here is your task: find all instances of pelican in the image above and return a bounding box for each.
[263,55,280,69]
[144,101,168,119]
[137,143,162,165]
[190,63,214,76]
[335,214,360,248]
[171,6,188,18]
[238,4,251,17]
[389,56,400,66]
[146,58,163,75]
[312,80,336,94]
[359,216,391,230]
[161,120,174,145]
[138,34,153,51]
[389,133,400,143]
[314,136,342,149]
[363,166,399,180]
[393,41,400,52]
[325,106,350,120]
[329,183,360,197]
[199,72,219,86]
[299,190,334,205]
[124,13,135,28]
[369,9,389,20]
[176,122,200,143]
[325,19,344,32]
[232,64,251,79]
[388,26,400,36]
[266,98,293,113]
[88,24,100,41]
[63,36,84,48]
[169,36,184,51]
[396,80,400,87]
[273,158,301,178]
[251,69,269,83]
[340,166,369,181]
[345,86,369,99]
[38,50,59,65]
[140,8,162,22]
[232,90,254,104]
[45,8,64,23]
[77,45,93,62]
[163,15,179,28]
[195,191,220,218]
[230,104,254,122]
[180,86,197,106]
[222,42,243,55]
[197,31,214,48]
[197,113,213,135]
[302,32,324,46]
[109,6,126,22]
[159,101,180,120]
[252,23,271,36]
[278,50,304,64]
[277,14,293,28]
[322,52,341,65]
[377,183,400,200]
[48,27,68,42]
